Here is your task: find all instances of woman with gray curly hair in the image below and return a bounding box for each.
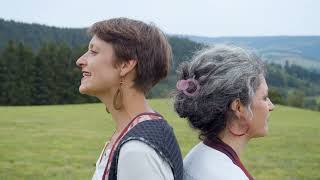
[174,45,274,180]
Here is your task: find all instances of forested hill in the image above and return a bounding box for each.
[187,35,320,70]
[2,18,320,70]
[0,18,202,67]
[0,18,89,51]
[0,18,204,105]
[0,18,320,110]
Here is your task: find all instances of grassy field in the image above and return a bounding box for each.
[0,99,319,179]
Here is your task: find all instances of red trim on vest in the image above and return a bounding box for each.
[203,138,254,180]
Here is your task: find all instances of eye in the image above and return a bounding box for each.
[89,49,98,55]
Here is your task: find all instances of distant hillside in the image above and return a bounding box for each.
[186,35,320,70]
[0,18,89,51]
[0,18,203,105]
[2,18,320,70]
[0,18,319,110]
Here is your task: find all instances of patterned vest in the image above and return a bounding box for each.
[108,119,183,180]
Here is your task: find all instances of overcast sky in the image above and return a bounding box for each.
[1,0,319,37]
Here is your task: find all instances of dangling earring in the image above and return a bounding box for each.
[113,78,124,110]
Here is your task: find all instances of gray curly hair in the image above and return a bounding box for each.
[174,44,266,140]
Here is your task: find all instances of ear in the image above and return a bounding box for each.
[230,98,246,119]
[228,99,250,136]
[119,59,137,77]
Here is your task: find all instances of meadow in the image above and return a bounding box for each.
[0,99,319,179]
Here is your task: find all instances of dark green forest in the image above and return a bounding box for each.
[0,19,320,110]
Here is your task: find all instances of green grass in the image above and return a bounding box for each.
[0,99,319,179]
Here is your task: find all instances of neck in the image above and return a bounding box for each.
[218,130,249,157]
[98,87,153,134]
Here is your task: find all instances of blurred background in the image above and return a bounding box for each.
[0,0,319,179]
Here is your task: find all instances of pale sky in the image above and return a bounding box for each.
[1,0,319,37]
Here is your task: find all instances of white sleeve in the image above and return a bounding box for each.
[117,140,174,180]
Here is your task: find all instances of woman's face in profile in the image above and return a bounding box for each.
[247,76,274,138]
[76,35,121,96]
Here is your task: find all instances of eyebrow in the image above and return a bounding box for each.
[88,43,100,51]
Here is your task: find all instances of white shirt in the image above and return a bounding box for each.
[92,140,174,180]
[183,142,249,180]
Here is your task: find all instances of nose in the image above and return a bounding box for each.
[76,53,88,68]
[268,98,274,112]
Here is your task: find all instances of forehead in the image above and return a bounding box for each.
[89,35,112,50]
[256,76,268,94]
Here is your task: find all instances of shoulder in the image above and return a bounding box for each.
[119,140,161,157]
[117,140,174,180]
[123,119,178,151]
[184,142,248,180]
[130,119,173,133]
[117,119,183,180]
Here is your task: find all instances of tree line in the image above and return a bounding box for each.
[0,37,203,105]
[0,39,319,111]
[267,62,320,110]
[0,18,89,52]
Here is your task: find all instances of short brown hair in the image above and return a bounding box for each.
[88,17,172,94]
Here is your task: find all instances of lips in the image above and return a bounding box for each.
[81,71,91,81]
[82,71,91,77]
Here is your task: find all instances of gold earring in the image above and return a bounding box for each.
[113,78,123,110]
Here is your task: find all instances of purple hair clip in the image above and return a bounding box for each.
[176,78,200,97]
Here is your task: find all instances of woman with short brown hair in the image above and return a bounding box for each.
[76,17,183,180]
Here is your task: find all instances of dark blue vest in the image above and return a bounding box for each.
[108,119,183,180]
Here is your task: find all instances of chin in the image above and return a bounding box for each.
[256,122,269,137]
[251,129,268,138]
[256,129,268,138]
[259,131,268,137]
[79,85,91,95]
